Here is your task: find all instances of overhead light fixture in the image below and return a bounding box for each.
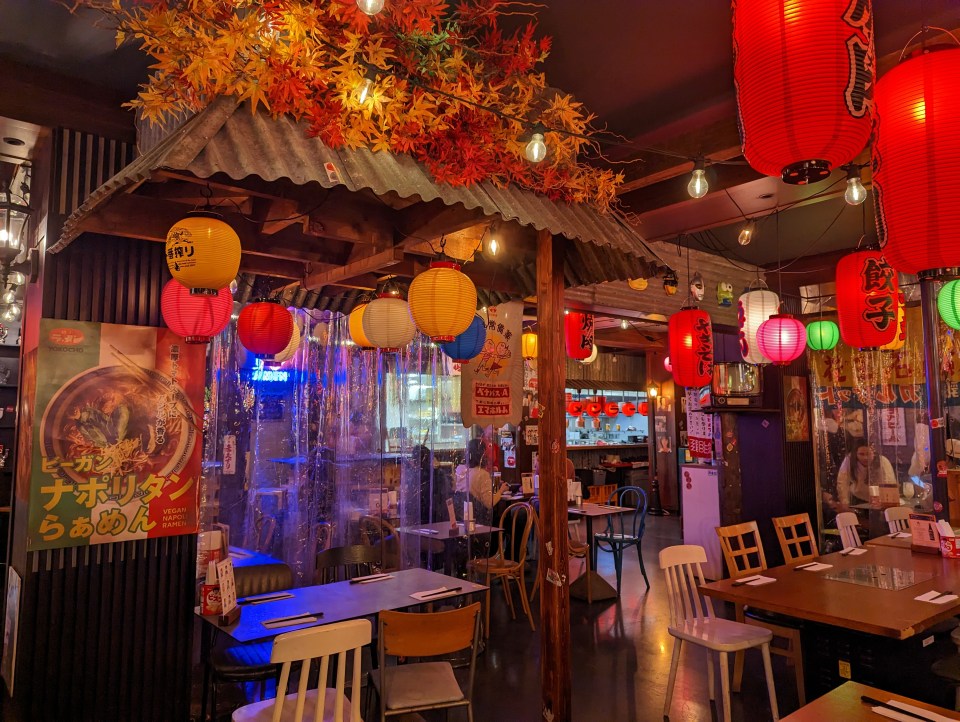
[843,164,867,206]
[357,0,385,15]
[355,66,377,105]
[687,157,708,199]
[647,382,659,399]
[525,124,547,163]
[0,178,31,287]
[738,221,756,246]
[620,319,629,330]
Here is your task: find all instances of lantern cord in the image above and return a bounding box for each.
[899,26,960,61]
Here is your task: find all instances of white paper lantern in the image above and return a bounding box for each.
[737,288,779,364]
[362,295,416,351]
[266,313,301,365]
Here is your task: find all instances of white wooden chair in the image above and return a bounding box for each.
[660,544,779,721]
[232,619,371,722]
[835,511,862,548]
[884,506,911,533]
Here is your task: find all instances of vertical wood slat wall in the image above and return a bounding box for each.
[12,129,193,721]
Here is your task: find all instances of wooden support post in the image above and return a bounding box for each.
[920,274,950,520]
[536,228,571,721]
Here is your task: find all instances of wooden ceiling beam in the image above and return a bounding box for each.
[397,200,494,252]
[302,247,407,290]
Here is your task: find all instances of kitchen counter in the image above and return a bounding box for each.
[566,443,649,451]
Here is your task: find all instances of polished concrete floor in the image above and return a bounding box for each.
[196,516,791,721]
[471,515,789,722]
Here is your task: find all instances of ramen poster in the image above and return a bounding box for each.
[27,320,206,550]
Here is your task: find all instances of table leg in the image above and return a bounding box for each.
[569,515,618,602]
[200,621,212,721]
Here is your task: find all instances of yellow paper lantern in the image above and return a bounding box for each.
[627,277,649,291]
[362,295,417,351]
[266,314,301,364]
[165,212,242,293]
[348,303,374,348]
[522,332,538,359]
[408,261,477,342]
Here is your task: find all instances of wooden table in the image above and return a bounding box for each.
[865,532,914,550]
[701,545,960,639]
[567,504,633,602]
[783,681,960,720]
[397,522,501,576]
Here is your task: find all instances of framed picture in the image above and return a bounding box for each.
[784,376,810,442]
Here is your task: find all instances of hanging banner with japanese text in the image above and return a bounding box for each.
[28,319,205,550]
[460,301,523,428]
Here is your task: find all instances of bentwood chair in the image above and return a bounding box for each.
[835,511,863,548]
[359,516,402,571]
[371,603,481,722]
[467,502,536,635]
[772,513,819,565]
[660,545,779,722]
[207,563,294,720]
[232,619,372,722]
[316,544,383,584]
[568,520,593,603]
[593,486,649,595]
[716,522,806,705]
[884,506,911,533]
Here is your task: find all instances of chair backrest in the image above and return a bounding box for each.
[268,619,372,722]
[586,483,617,505]
[884,506,911,533]
[772,513,819,564]
[358,515,401,571]
[496,502,535,564]
[234,563,293,598]
[255,514,277,554]
[835,511,862,548]
[314,522,334,556]
[604,486,649,538]
[659,545,715,628]
[716,521,767,579]
[315,544,382,584]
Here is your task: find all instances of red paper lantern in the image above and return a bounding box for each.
[836,250,899,348]
[757,314,807,365]
[639,402,649,416]
[622,403,636,417]
[874,47,960,275]
[567,401,583,416]
[160,280,232,343]
[669,308,714,388]
[605,403,619,417]
[565,312,595,360]
[733,0,874,183]
[237,299,294,357]
[586,401,602,417]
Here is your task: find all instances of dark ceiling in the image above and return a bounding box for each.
[0,0,957,277]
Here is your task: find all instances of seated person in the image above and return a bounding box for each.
[830,438,896,510]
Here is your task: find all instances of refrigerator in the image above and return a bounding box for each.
[680,463,724,580]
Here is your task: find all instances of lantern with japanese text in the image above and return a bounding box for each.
[237,299,294,357]
[881,292,907,351]
[874,47,960,275]
[165,212,242,294]
[580,344,598,365]
[669,308,714,388]
[733,0,874,183]
[585,400,602,417]
[738,288,780,363]
[362,295,417,352]
[806,320,840,351]
[160,279,232,343]
[408,261,477,342]
[266,316,301,366]
[564,312,595,360]
[836,251,899,348]
[605,403,619,417]
[522,331,538,360]
[757,314,807,365]
[622,403,637,416]
[567,401,583,416]
[348,303,374,349]
[938,281,960,330]
[439,314,487,363]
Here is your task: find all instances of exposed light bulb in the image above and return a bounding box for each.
[487,236,500,256]
[564,309,569,315]
[844,165,867,206]
[357,0,385,15]
[738,221,755,246]
[1,290,15,305]
[620,318,629,330]
[687,158,708,199]
[525,131,547,164]
[1,304,20,322]
[8,272,24,286]
[356,75,375,105]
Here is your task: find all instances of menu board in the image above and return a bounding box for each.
[685,388,713,460]
[27,320,206,550]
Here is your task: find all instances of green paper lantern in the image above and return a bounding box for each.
[806,320,840,351]
[938,280,960,331]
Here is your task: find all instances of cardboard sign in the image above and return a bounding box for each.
[909,513,941,555]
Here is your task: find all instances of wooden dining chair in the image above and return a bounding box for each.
[316,544,383,584]
[715,521,806,706]
[660,544,779,722]
[231,619,371,722]
[467,502,536,635]
[371,603,481,722]
[772,513,819,564]
[359,515,401,571]
[836,511,863,548]
[884,506,911,533]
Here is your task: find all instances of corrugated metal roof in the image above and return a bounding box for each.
[54,96,668,275]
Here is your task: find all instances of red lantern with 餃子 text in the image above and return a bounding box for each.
[565,312,595,360]
[873,47,960,275]
[567,401,583,416]
[733,0,875,184]
[836,250,899,349]
[669,308,714,388]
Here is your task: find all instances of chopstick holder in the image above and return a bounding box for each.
[410,586,463,601]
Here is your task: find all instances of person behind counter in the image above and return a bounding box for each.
[833,438,896,508]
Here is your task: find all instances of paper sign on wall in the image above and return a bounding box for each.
[461,301,523,427]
